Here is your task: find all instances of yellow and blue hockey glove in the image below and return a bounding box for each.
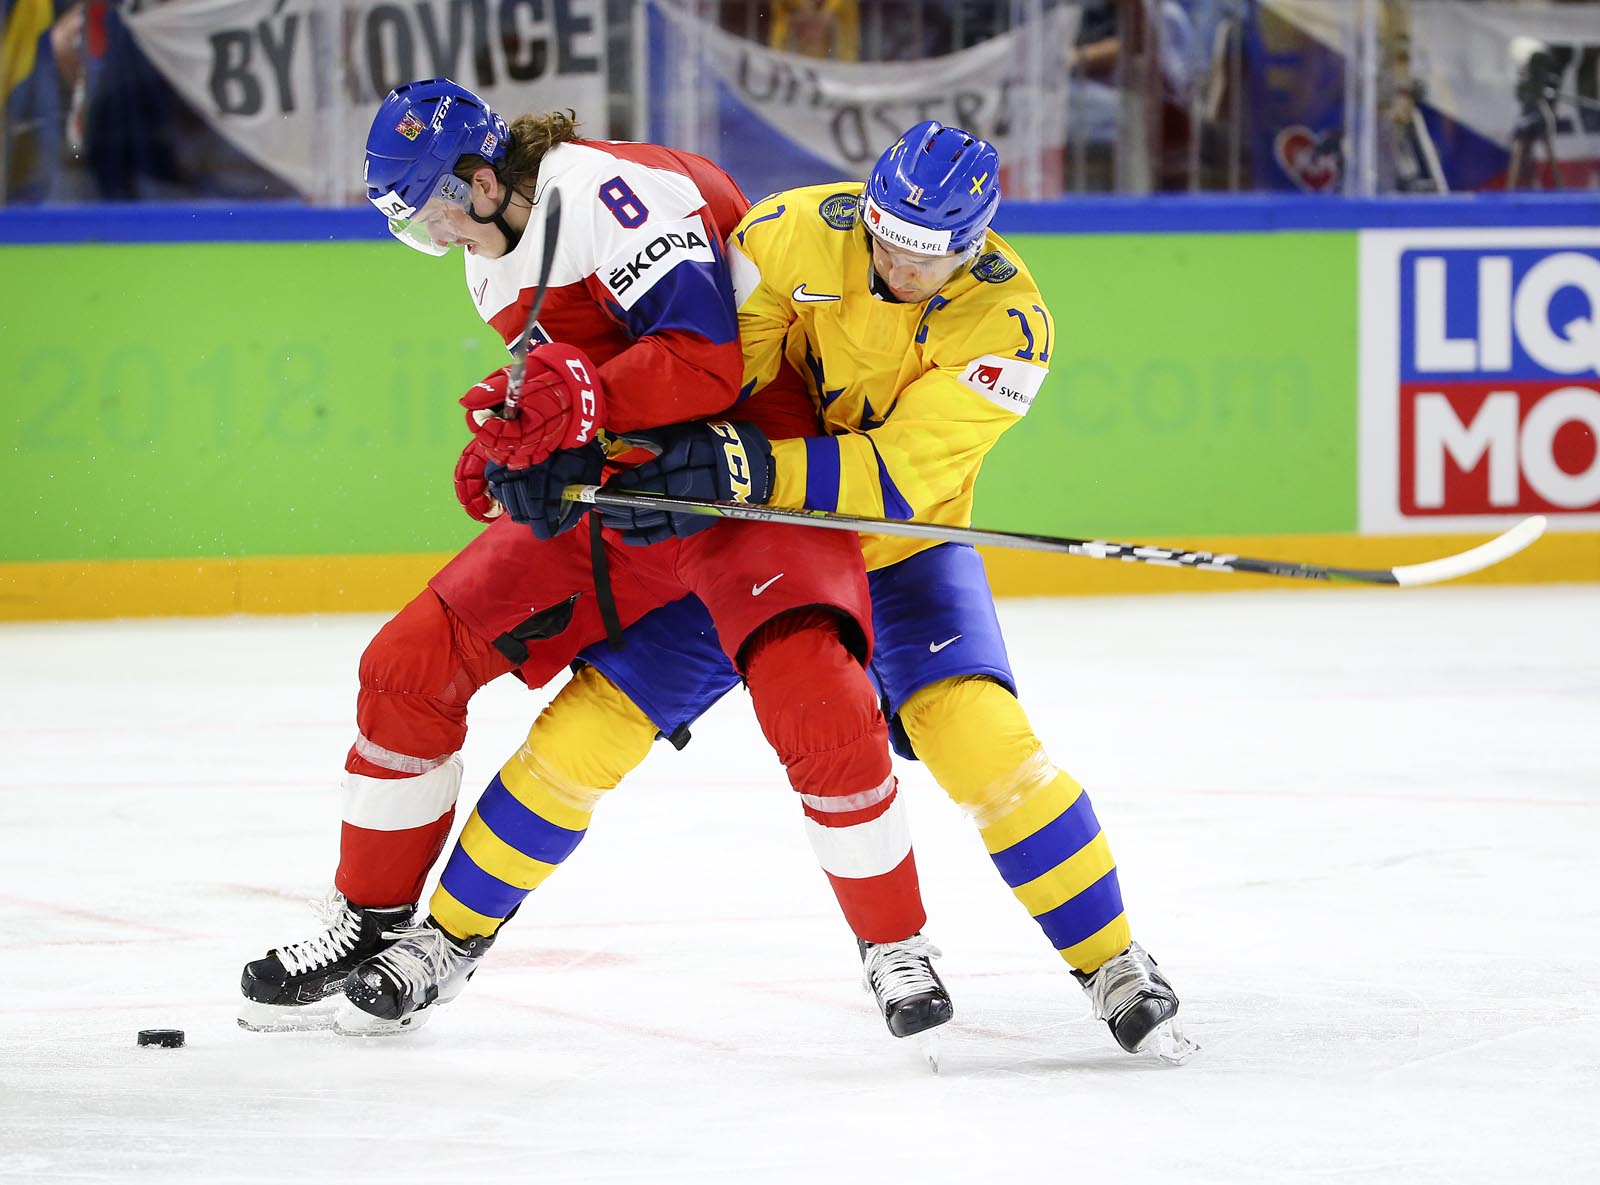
[599,420,774,545]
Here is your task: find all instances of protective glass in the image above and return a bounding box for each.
[380,174,473,256]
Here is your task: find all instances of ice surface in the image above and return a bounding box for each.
[2,585,1597,1184]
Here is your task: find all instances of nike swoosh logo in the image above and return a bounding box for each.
[792,284,841,303]
[473,277,488,306]
[752,573,785,596]
[928,635,962,653]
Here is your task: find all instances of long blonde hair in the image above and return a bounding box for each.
[453,110,583,194]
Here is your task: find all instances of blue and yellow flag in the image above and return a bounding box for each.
[2,0,55,102]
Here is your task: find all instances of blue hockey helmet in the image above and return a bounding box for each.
[861,121,1001,259]
[364,78,509,254]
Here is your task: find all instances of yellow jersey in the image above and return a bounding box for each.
[728,182,1052,571]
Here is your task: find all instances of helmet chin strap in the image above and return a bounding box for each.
[868,266,903,303]
[863,226,905,303]
[468,174,525,251]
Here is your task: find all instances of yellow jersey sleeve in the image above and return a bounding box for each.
[767,363,1026,520]
[770,269,1052,527]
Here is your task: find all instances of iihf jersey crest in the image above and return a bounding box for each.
[818,192,858,231]
[970,251,1019,284]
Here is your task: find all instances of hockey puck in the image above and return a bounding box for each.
[136,1029,185,1048]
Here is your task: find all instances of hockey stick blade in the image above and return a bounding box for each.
[502,185,563,419]
[563,485,1546,589]
[1387,514,1547,587]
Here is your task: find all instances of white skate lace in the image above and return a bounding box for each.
[370,924,465,1001]
[275,890,362,976]
[862,935,943,1006]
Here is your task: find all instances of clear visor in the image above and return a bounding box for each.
[865,226,971,295]
[378,175,473,256]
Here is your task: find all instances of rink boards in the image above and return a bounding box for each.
[1,197,1596,619]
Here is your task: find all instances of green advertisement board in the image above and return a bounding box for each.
[0,232,1356,564]
[2,242,499,563]
[995,231,1356,537]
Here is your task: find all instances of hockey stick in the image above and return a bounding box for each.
[502,184,564,419]
[561,484,1547,588]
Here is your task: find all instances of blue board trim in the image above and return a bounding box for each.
[3,194,1598,245]
[993,193,1600,235]
[0,204,389,245]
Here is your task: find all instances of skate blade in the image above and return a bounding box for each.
[236,997,340,1033]
[331,1000,434,1038]
[1137,1017,1199,1066]
[916,1030,941,1074]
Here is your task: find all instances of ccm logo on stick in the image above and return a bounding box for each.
[1398,248,1599,515]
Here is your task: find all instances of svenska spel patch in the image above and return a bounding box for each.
[957,353,1044,415]
[861,197,951,255]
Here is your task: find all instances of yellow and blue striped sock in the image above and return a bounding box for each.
[429,666,658,940]
[900,676,1131,974]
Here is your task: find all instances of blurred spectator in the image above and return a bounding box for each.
[85,2,291,200]
[1069,0,1121,148]
[943,0,1004,50]
[768,0,859,60]
[80,0,182,198]
[859,0,948,61]
[3,0,86,202]
[4,0,294,203]
[1072,0,1121,80]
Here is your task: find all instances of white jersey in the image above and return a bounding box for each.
[461,139,752,430]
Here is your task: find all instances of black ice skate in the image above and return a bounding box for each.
[334,916,495,1036]
[238,890,415,1032]
[858,933,954,1039]
[1073,941,1198,1064]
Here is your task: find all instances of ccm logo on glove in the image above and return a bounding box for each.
[560,355,599,446]
[712,421,754,502]
[460,343,608,468]
[595,419,775,545]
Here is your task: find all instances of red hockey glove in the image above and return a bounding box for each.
[459,344,607,469]
[452,436,503,523]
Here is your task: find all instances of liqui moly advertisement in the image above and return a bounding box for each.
[1360,229,1600,533]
